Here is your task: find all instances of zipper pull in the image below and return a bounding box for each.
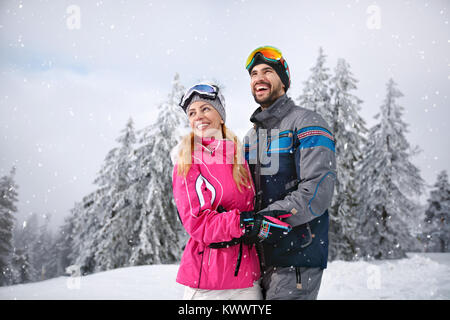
[296,267,302,290]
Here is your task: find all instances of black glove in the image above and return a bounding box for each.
[240,210,292,245]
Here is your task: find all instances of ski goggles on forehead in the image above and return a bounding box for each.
[245,46,283,70]
[179,84,221,111]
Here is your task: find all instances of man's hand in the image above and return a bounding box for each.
[240,210,292,244]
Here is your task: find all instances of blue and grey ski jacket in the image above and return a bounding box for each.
[244,94,336,269]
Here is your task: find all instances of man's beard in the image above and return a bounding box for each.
[253,88,281,108]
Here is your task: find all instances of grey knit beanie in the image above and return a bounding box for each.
[186,91,226,123]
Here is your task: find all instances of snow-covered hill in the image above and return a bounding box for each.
[1,253,449,300]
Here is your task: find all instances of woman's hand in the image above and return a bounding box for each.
[240,210,292,244]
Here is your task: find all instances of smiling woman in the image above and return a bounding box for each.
[187,101,224,140]
[175,83,249,191]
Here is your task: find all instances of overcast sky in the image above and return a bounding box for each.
[0,0,449,230]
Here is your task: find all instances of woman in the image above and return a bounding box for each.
[172,83,292,300]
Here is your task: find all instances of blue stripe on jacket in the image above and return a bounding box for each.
[299,135,335,152]
[297,127,335,153]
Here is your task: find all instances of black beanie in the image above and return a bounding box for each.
[248,53,290,92]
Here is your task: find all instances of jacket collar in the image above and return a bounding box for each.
[194,137,235,158]
[250,94,294,129]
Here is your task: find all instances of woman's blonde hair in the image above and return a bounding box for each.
[176,124,251,193]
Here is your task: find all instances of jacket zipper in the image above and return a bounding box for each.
[198,250,204,288]
[254,126,262,212]
[208,247,212,266]
[253,125,265,272]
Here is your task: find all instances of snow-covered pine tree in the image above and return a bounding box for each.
[126,126,156,266]
[356,79,425,260]
[11,213,60,282]
[0,167,18,286]
[130,73,189,265]
[54,213,76,276]
[10,216,34,285]
[327,58,368,261]
[12,213,40,282]
[69,191,104,274]
[34,214,58,280]
[422,170,450,252]
[92,118,139,271]
[126,99,160,266]
[69,119,138,274]
[10,246,33,284]
[297,47,333,124]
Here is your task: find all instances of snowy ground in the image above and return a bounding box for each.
[1,253,449,300]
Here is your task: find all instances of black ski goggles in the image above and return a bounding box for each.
[179,84,223,112]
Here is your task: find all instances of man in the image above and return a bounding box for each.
[244,46,336,300]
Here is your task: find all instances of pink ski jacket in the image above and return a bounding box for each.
[172,138,261,290]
